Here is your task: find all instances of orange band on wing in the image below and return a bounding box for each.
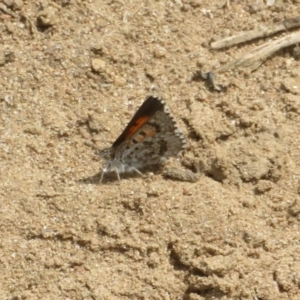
[124,116,150,138]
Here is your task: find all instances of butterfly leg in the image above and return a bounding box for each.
[131,167,144,177]
[114,168,121,182]
[99,167,121,183]
[99,169,105,184]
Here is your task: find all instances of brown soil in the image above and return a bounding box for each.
[1,1,300,299]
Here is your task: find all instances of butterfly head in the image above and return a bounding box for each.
[99,147,113,160]
[99,147,123,182]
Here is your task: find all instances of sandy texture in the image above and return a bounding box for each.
[1,1,300,299]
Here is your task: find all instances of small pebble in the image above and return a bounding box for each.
[190,0,202,8]
[255,180,274,194]
[0,47,6,66]
[292,46,300,60]
[91,58,106,72]
[11,0,23,10]
[37,6,59,27]
[153,45,167,58]
[249,2,266,13]
[114,75,126,87]
[181,4,191,11]
[24,126,43,135]
[164,167,200,182]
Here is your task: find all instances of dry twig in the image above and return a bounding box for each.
[217,30,300,73]
[211,16,300,49]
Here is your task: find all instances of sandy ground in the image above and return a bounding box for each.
[1,0,300,299]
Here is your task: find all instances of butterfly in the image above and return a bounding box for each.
[99,96,187,182]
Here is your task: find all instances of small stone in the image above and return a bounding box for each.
[114,75,126,86]
[266,0,275,6]
[255,180,274,194]
[37,6,59,28]
[181,4,191,11]
[78,127,90,139]
[87,114,103,133]
[292,46,300,60]
[281,78,300,95]
[0,47,6,66]
[128,52,139,65]
[164,167,200,182]
[0,48,14,66]
[288,198,300,217]
[153,45,167,58]
[3,0,13,6]
[196,59,206,68]
[4,51,15,63]
[190,0,202,8]
[274,268,294,292]
[283,94,300,114]
[147,188,159,197]
[24,125,43,135]
[249,2,266,13]
[242,198,256,208]
[6,23,16,34]
[91,58,106,72]
[189,293,205,300]
[11,0,23,10]
[147,252,160,268]
[144,66,159,80]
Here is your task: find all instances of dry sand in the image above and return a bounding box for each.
[1,1,300,299]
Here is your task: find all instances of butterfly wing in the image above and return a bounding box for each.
[112,96,164,149]
[113,97,187,167]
